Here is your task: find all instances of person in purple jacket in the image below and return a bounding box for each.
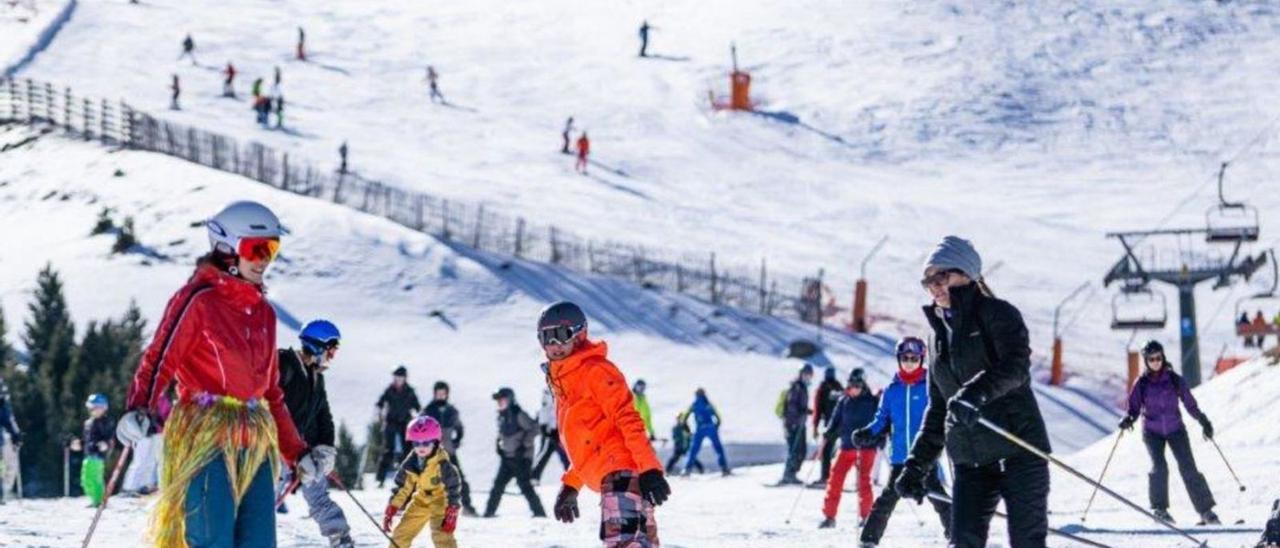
[1119,340,1220,525]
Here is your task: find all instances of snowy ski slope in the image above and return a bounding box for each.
[10,0,1280,385]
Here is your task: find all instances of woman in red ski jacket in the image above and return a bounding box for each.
[117,200,306,546]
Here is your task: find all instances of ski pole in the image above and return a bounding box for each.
[275,475,300,510]
[1081,430,1124,522]
[964,407,1207,547]
[82,445,132,548]
[926,492,1113,548]
[15,445,23,499]
[328,471,402,548]
[1208,437,1246,492]
[783,445,823,525]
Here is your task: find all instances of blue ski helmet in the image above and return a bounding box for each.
[85,393,109,409]
[300,319,341,356]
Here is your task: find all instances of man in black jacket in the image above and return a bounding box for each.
[483,387,545,518]
[421,380,478,516]
[811,366,844,487]
[779,363,814,485]
[277,320,352,547]
[376,366,421,488]
[895,236,1051,548]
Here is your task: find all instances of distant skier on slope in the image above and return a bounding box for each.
[482,387,545,518]
[426,66,444,104]
[170,74,180,110]
[375,366,422,488]
[297,27,306,61]
[638,20,652,57]
[74,394,115,508]
[179,34,196,64]
[895,236,1051,548]
[854,337,952,546]
[0,379,23,504]
[631,379,655,440]
[1118,339,1221,525]
[683,388,730,476]
[560,117,575,154]
[222,62,236,97]
[275,319,354,547]
[116,200,307,546]
[777,363,813,485]
[665,411,703,475]
[540,301,670,546]
[531,385,569,485]
[575,132,590,175]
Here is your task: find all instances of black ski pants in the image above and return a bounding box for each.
[950,455,1049,548]
[861,464,951,545]
[484,456,546,517]
[1143,428,1216,514]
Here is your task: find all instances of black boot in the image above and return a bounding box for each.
[1198,510,1221,526]
[1153,508,1175,523]
[818,517,836,529]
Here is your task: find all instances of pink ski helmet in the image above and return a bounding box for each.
[406,416,442,444]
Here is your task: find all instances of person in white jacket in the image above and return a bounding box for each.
[531,384,569,484]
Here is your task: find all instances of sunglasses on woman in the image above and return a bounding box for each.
[920,269,964,290]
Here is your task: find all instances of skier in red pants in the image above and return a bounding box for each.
[575,132,590,174]
[819,369,879,528]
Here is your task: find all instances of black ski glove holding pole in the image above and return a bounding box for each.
[947,388,985,428]
[638,469,671,506]
[554,485,579,523]
[894,458,930,504]
[1197,415,1213,440]
[1118,415,1135,431]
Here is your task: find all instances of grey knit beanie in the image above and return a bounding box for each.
[923,236,983,280]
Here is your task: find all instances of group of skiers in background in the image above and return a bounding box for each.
[0,197,1271,546]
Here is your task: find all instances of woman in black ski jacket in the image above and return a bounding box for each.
[895,236,1052,548]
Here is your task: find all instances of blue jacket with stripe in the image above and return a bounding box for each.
[864,371,931,465]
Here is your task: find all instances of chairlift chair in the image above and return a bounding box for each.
[1205,162,1261,243]
[1110,287,1168,330]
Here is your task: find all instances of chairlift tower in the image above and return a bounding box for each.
[1103,227,1268,387]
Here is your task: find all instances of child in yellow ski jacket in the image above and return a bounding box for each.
[383,416,463,548]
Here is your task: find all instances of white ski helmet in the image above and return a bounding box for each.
[206,201,282,257]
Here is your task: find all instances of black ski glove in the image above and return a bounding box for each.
[947,388,985,428]
[851,427,873,445]
[894,459,929,504]
[553,485,579,523]
[1198,415,1213,440]
[1118,415,1136,431]
[638,469,671,506]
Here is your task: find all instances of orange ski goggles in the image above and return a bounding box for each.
[238,237,281,262]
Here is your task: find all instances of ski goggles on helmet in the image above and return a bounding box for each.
[538,323,584,346]
[411,440,437,448]
[238,237,281,262]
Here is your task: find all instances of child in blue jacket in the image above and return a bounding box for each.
[854,337,951,546]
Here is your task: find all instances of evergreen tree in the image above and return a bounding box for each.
[22,265,74,377]
[364,419,384,478]
[335,422,361,488]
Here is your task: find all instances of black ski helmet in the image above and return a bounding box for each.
[538,301,587,333]
[434,381,450,394]
[1141,340,1164,358]
[393,365,408,377]
[799,363,814,377]
[848,367,866,387]
[895,336,927,360]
